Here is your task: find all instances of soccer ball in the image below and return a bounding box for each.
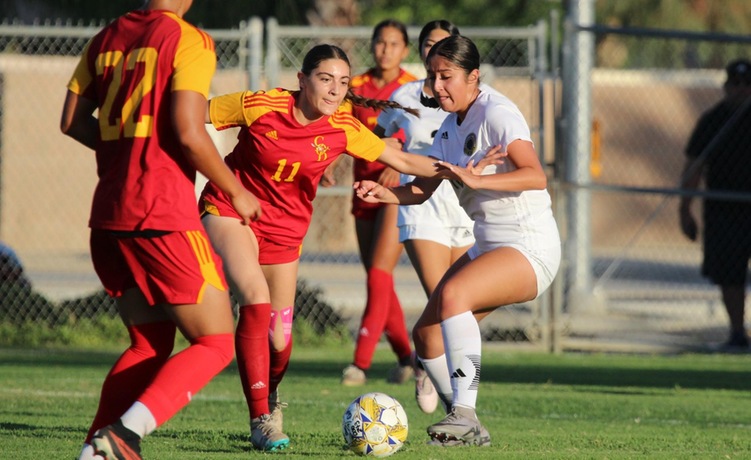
[342,392,409,457]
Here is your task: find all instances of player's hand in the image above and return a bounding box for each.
[469,145,506,174]
[434,145,506,189]
[679,206,698,241]
[230,189,262,224]
[354,180,385,203]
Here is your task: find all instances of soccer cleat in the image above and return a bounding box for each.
[250,413,289,451]
[341,364,367,386]
[387,363,414,384]
[91,420,143,459]
[427,405,491,447]
[414,366,439,414]
[268,390,288,433]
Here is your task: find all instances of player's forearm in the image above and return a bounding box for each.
[182,135,244,198]
[378,144,439,178]
[391,183,432,205]
[472,166,547,192]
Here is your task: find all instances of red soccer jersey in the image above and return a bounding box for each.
[349,68,417,182]
[201,89,386,247]
[67,10,216,231]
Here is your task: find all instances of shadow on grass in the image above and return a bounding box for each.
[286,353,751,392]
[3,347,751,393]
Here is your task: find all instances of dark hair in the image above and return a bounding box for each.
[300,44,419,117]
[417,20,460,51]
[301,44,351,76]
[371,19,409,47]
[426,35,481,75]
[725,58,751,86]
[345,90,420,117]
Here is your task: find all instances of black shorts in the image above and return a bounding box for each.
[702,205,751,286]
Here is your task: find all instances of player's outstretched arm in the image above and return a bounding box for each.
[354,177,439,206]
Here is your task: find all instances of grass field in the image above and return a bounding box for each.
[1,345,751,459]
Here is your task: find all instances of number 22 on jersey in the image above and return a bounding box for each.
[96,47,156,141]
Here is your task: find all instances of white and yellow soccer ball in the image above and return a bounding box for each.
[342,392,409,457]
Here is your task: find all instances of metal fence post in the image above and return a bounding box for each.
[562,0,597,312]
[265,17,279,88]
[246,16,263,90]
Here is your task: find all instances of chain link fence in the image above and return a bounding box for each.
[0,17,550,348]
[560,21,751,352]
[7,14,745,353]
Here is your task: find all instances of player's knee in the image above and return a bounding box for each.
[129,321,176,359]
[435,281,468,320]
[191,333,235,367]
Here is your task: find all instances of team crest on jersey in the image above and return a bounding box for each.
[312,135,329,161]
[463,133,477,156]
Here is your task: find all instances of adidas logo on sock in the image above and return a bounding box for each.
[451,368,467,378]
[250,381,267,390]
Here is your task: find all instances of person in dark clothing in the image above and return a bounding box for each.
[680,58,751,351]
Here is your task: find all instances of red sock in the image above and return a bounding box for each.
[269,335,293,394]
[138,332,234,425]
[235,303,271,419]
[85,321,175,442]
[384,289,412,363]
[353,268,393,370]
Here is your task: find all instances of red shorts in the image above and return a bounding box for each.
[256,236,301,265]
[200,198,301,265]
[90,229,227,306]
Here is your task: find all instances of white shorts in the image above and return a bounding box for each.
[467,242,561,300]
[399,224,475,248]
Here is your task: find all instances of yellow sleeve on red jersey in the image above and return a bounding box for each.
[398,69,418,85]
[172,20,216,98]
[339,99,354,114]
[210,88,292,130]
[329,109,385,162]
[67,40,94,97]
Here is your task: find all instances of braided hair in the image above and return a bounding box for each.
[345,90,420,117]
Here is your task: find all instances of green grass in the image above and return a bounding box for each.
[1,346,751,459]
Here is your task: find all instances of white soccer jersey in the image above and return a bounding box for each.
[427,90,560,269]
[378,79,473,231]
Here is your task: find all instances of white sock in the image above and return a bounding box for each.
[121,401,157,439]
[77,443,104,460]
[441,311,482,410]
[420,354,452,412]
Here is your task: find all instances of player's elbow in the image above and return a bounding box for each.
[174,124,205,152]
[59,112,75,137]
[532,174,548,190]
